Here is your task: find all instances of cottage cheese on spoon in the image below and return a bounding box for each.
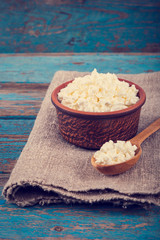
[94,140,137,165]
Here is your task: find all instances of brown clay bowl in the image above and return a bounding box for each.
[51,78,146,149]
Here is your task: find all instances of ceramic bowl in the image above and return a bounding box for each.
[51,78,146,149]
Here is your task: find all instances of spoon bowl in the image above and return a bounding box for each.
[91,118,160,175]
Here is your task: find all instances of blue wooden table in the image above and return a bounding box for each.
[0,53,160,239]
[0,1,160,53]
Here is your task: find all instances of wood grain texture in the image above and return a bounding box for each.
[0,54,160,83]
[0,54,160,239]
[0,184,160,239]
[0,0,160,53]
[0,83,48,116]
[0,119,34,176]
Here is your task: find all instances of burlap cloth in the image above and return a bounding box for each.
[3,71,160,207]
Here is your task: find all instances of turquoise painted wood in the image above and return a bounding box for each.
[0,192,159,239]
[0,54,160,239]
[0,0,160,53]
[0,54,160,83]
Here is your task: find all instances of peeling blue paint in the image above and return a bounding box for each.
[0,55,160,83]
[0,1,160,53]
[0,187,159,239]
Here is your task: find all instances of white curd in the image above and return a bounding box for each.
[58,69,139,112]
[94,140,137,165]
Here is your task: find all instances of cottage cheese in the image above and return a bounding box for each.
[94,140,137,165]
[58,69,139,112]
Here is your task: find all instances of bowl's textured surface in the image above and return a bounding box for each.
[51,79,146,149]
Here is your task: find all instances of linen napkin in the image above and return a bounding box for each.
[3,71,160,207]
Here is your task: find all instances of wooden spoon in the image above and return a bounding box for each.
[91,118,160,175]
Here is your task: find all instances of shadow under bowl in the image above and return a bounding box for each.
[51,78,146,149]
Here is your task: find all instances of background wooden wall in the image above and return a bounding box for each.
[0,0,160,53]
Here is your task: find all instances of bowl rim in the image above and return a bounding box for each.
[51,78,146,118]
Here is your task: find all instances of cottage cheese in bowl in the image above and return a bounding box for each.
[51,69,146,149]
[58,69,139,112]
[94,140,137,165]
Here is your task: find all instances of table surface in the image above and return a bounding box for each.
[1,1,160,53]
[0,53,160,240]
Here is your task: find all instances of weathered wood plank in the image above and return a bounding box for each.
[2,52,160,56]
[0,119,34,176]
[0,174,10,186]
[0,1,160,53]
[0,83,48,116]
[0,55,160,83]
[0,82,49,91]
[0,184,159,239]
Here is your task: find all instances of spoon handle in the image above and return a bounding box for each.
[132,118,160,145]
